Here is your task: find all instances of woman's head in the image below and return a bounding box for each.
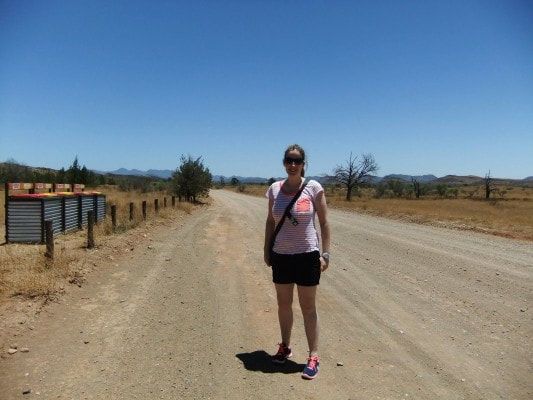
[283,144,306,177]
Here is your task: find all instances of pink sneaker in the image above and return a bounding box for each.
[301,355,319,379]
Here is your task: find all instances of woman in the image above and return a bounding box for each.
[264,144,331,380]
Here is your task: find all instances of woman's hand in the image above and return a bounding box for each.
[316,191,331,273]
[264,198,275,268]
[264,251,271,267]
[320,256,329,272]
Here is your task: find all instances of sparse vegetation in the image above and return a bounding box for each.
[224,182,533,241]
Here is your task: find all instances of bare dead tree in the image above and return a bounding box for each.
[484,171,494,199]
[411,177,421,199]
[334,153,378,201]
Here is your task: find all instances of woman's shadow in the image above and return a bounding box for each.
[236,350,304,374]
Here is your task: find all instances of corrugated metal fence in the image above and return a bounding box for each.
[4,183,106,244]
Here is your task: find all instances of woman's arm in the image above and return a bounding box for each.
[264,197,275,266]
[315,191,331,271]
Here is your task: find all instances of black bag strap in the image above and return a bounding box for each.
[270,179,308,251]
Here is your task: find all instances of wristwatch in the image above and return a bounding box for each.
[321,252,330,264]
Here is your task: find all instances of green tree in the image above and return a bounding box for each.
[67,156,81,185]
[57,167,66,183]
[387,179,406,197]
[80,165,89,185]
[97,174,106,186]
[0,159,32,183]
[87,170,97,186]
[267,177,276,186]
[172,155,212,202]
[436,184,448,198]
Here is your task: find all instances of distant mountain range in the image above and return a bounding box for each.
[100,168,174,179]
[102,168,533,186]
[3,161,530,186]
[380,174,437,183]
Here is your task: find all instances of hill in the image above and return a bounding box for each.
[2,161,531,187]
[107,168,173,179]
[434,175,533,187]
[381,174,438,183]
[0,162,167,188]
[435,175,483,185]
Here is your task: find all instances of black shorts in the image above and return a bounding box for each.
[271,250,321,286]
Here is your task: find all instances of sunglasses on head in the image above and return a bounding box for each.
[284,157,304,165]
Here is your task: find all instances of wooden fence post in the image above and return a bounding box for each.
[87,211,95,249]
[45,220,54,259]
[142,201,147,220]
[129,202,134,221]
[172,196,175,207]
[111,205,117,231]
[155,199,159,214]
[164,197,167,208]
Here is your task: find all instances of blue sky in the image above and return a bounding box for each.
[1,0,532,179]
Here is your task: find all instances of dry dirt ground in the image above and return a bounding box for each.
[0,189,531,399]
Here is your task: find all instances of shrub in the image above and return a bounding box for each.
[172,155,212,202]
[446,187,459,198]
[374,182,387,198]
[436,184,448,197]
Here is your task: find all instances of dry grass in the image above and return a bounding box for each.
[0,244,75,299]
[94,186,193,235]
[329,197,533,240]
[223,184,533,241]
[0,186,194,302]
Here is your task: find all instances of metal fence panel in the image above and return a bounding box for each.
[7,200,42,243]
[64,197,79,232]
[43,198,62,237]
[81,196,94,227]
[96,195,106,221]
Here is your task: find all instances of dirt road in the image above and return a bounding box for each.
[1,189,531,399]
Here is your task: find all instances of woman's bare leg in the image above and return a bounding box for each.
[275,283,295,345]
[297,285,318,355]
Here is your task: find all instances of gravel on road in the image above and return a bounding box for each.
[1,189,531,399]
